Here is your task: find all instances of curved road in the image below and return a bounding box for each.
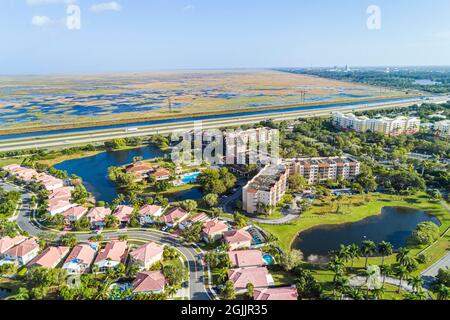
[1,181,212,301]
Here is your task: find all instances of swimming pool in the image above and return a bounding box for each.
[263,254,274,265]
[181,172,200,184]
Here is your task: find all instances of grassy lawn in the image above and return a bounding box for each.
[260,192,449,254]
[143,183,201,196]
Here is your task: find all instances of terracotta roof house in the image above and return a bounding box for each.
[63,243,98,274]
[36,174,64,191]
[228,266,271,293]
[63,206,88,223]
[223,229,253,251]
[160,207,189,227]
[28,246,70,269]
[253,287,299,300]
[188,212,211,224]
[14,167,39,182]
[0,236,28,254]
[129,242,164,270]
[139,205,163,225]
[87,207,112,227]
[49,187,73,202]
[202,219,229,242]
[3,238,40,266]
[113,205,134,224]
[228,250,264,268]
[125,162,154,180]
[2,164,21,172]
[47,199,75,217]
[133,271,167,294]
[93,241,128,272]
[152,168,171,181]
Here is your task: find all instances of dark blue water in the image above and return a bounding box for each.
[0,96,419,140]
[293,207,441,257]
[166,187,203,203]
[54,146,167,203]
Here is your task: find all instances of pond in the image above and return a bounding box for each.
[54,146,169,203]
[292,207,441,258]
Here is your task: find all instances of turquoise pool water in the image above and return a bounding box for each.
[181,172,200,184]
[263,254,274,265]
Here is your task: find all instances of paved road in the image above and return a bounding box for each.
[3,96,447,152]
[0,181,213,301]
[421,252,450,289]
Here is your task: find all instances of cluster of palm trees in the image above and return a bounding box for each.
[327,241,432,300]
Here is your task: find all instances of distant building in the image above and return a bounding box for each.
[284,156,360,185]
[332,112,421,136]
[242,164,288,214]
[434,120,450,138]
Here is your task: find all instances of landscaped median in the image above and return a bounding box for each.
[259,192,450,271]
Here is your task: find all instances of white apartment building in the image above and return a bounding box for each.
[434,120,450,138]
[332,112,421,136]
[242,164,288,214]
[284,157,360,185]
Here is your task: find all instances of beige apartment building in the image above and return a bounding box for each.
[332,112,421,136]
[242,164,288,214]
[434,120,450,138]
[284,157,360,185]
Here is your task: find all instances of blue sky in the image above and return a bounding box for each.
[1,0,450,74]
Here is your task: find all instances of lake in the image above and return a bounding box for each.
[292,207,441,258]
[54,146,168,203]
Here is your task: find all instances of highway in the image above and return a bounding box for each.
[0,181,213,301]
[1,95,448,152]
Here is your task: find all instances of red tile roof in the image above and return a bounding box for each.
[113,205,134,223]
[202,219,228,236]
[160,207,189,225]
[94,241,128,264]
[228,250,264,268]
[28,246,70,268]
[0,236,28,254]
[253,287,298,300]
[133,271,166,293]
[129,242,163,264]
[139,205,162,216]
[64,243,97,265]
[224,229,252,244]
[228,267,269,290]
[4,238,39,258]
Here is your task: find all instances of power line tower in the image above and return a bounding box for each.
[168,98,172,113]
[300,90,307,104]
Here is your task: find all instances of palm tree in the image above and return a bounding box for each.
[377,241,393,267]
[372,286,385,300]
[166,286,178,297]
[348,244,360,268]
[405,291,427,300]
[334,275,349,300]
[361,240,376,268]
[328,257,345,298]
[435,283,450,300]
[396,248,410,265]
[336,245,351,264]
[380,265,393,288]
[95,279,113,300]
[10,287,29,300]
[345,287,364,300]
[408,276,424,294]
[395,265,410,294]
[217,267,229,284]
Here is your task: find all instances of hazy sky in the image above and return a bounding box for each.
[1,0,450,74]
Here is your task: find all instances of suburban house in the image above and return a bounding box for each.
[132,271,167,294]
[93,241,128,272]
[151,167,171,181]
[0,236,28,254]
[125,161,154,180]
[113,205,134,224]
[48,187,73,202]
[253,286,298,300]
[188,212,211,224]
[223,229,253,251]
[63,243,98,274]
[28,246,70,269]
[87,207,112,228]
[3,165,38,182]
[138,205,163,225]
[47,199,75,217]
[129,242,164,270]
[35,174,64,191]
[228,250,264,268]
[160,207,189,227]
[228,266,271,293]
[63,206,89,223]
[2,238,40,266]
[201,219,229,242]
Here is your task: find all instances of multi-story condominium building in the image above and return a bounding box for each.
[284,156,360,185]
[332,112,421,136]
[242,164,288,214]
[225,128,278,165]
[434,120,450,138]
